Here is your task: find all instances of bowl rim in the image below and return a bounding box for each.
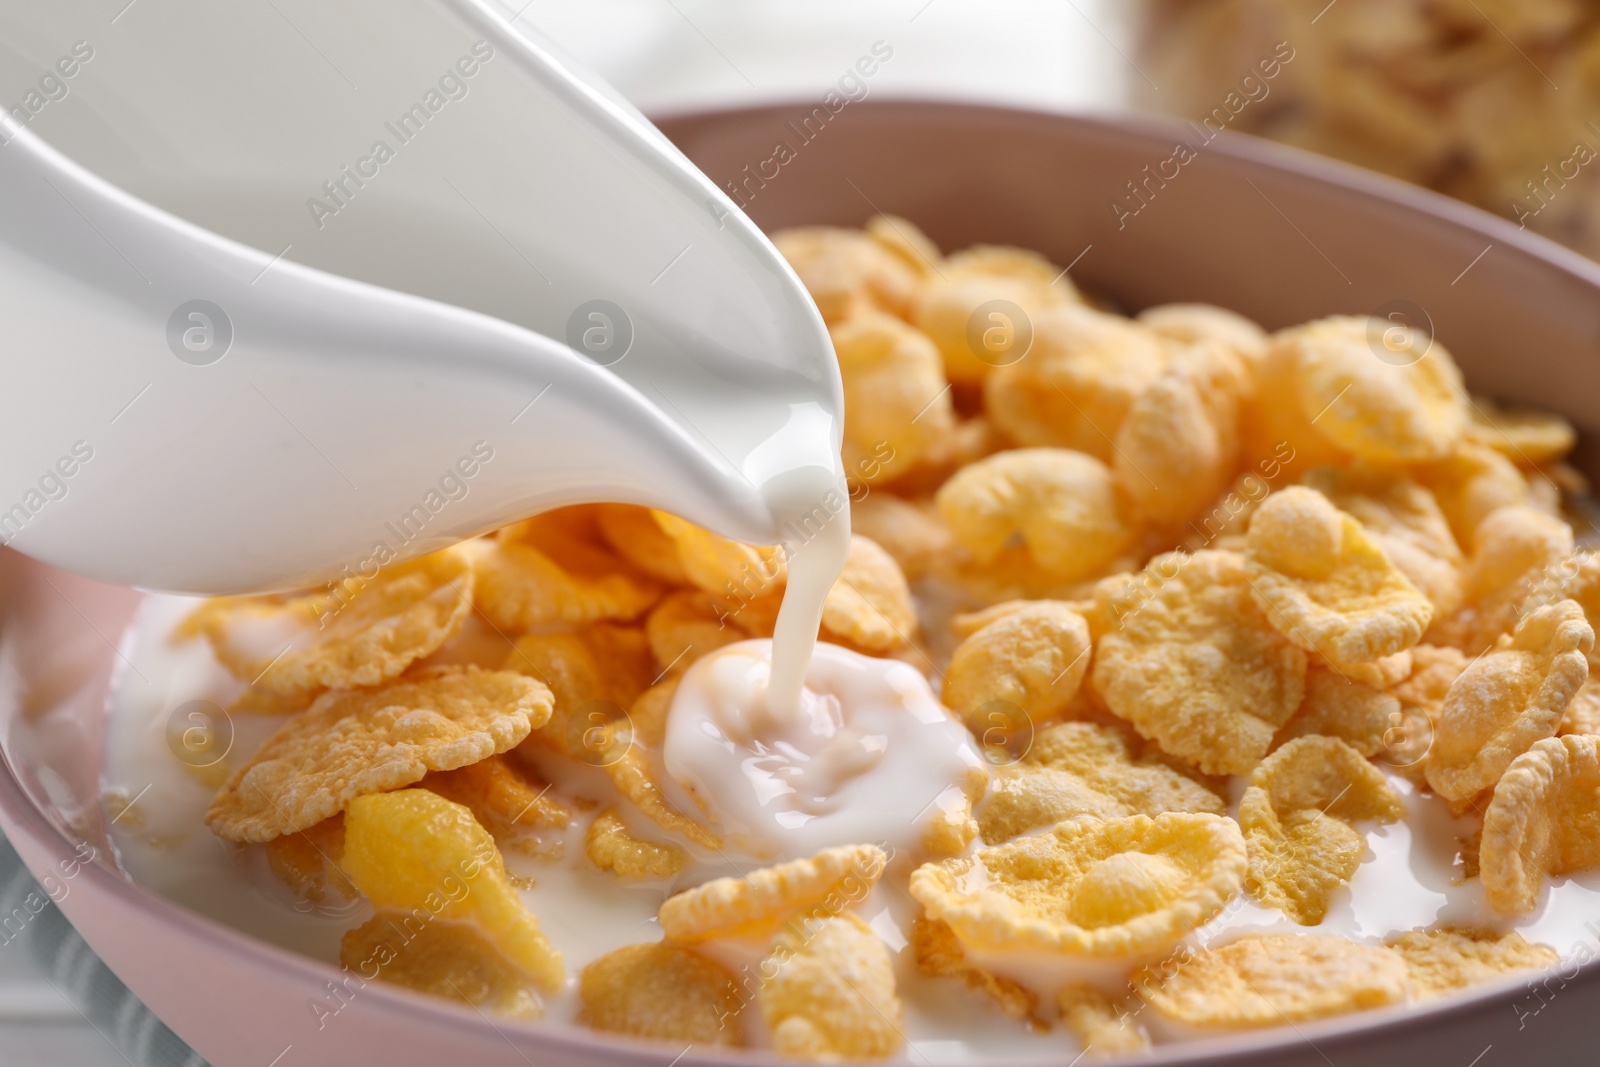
[4,96,1599,1066]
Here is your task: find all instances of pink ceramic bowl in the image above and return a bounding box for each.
[4,100,1600,1067]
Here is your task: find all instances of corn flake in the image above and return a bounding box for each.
[1138,303,1268,371]
[1418,443,1539,548]
[585,809,686,882]
[342,788,563,992]
[1114,341,1248,526]
[579,941,743,1045]
[762,912,904,1061]
[1274,666,1399,757]
[1481,734,1600,915]
[1465,396,1577,466]
[944,603,1091,736]
[977,722,1225,844]
[914,245,1077,384]
[594,504,689,584]
[203,546,473,697]
[821,535,918,652]
[1288,315,1467,463]
[206,666,552,842]
[772,224,923,323]
[1385,927,1559,998]
[937,448,1136,582]
[1241,736,1403,925]
[1303,466,1464,616]
[341,911,545,1020]
[645,589,745,678]
[503,625,653,763]
[1426,600,1592,801]
[1435,505,1575,654]
[652,510,785,601]
[265,814,354,904]
[661,844,886,944]
[1561,678,1600,735]
[1135,934,1410,1027]
[1091,550,1307,776]
[422,754,571,840]
[984,305,1170,460]
[473,513,662,630]
[832,313,956,483]
[910,812,1246,956]
[848,493,954,581]
[910,914,1038,1023]
[1247,486,1434,663]
[1057,984,1149,1055]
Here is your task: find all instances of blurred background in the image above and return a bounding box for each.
[2,0,1593,1063]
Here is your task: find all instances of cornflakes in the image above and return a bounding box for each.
[821,535,917,652]
[1244,332,1348,474]
[1246,486,1433,663]
[1331,648,1414,690]
[503,625,653,762]
[1114,341,1248,525]
[865,214,943,279]
[1241,736,1403,924]
[421,754,570,839]
[594,504,689,584]
[1435,505,1575,654]
[203,546,473,697]
[831,313,956,482]
[910,812,1246,955]
[341,911,545,1020]
[848,493,954,581]
[936,448,1136,582]
[943,603,1091,732]
[1425,600,1592,802]
[1390,644,1468,710]
[604,746,721,850]
[1057,984,1149,1055]
[1385,927,1558,998]
[1418,443,1538,548]
[206,667,552,842]
[1288,316,1467,463]
[652,509,785,601]
[585,809,686,882]
[660,844,885,945]
[977,722,1225,844]
[473,514,661,629]
[341,789,563,992]
[265,814,353,904]
[1465,397,1577,467]
[1481,734,1600,915]
[645,589,745,678]
[1302,466,1464,616]
[984,304,1170,460]
[922,766,987,858]
[1560,678,1600,735]
[1273,667,1398,757]
[1091,550,1306,775]
[772,224,923,323]
[914,245,1077,384]
[1135,934,1410,1027]
[762,912,904,1061]
[910,914,1038,1023]
[579,942,743,1045]
[1137,302,1268,372]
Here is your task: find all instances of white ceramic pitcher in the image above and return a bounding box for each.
[0,0,843,594]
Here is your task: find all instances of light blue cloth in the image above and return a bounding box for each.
[0,831,207,1067]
